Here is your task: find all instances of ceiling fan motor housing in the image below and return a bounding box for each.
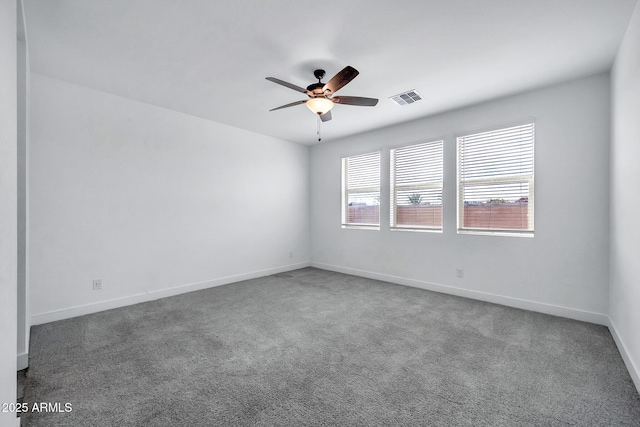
[307,69,330,97]
[306,82,327,97]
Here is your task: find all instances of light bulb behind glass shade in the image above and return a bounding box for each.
[306,98,334,115]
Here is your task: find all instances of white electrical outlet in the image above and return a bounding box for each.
[92,279,103,290]
[456,268,464,278]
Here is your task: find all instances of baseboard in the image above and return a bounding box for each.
[31,262,311,325]
[311,262,609,326]
[17,352,28,371]
[607,318,640,393]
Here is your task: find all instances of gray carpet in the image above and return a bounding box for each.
[22,268,640,426]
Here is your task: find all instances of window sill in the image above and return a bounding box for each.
[390,227,443,234]
[457,229,534,238]
[342,224,380,231]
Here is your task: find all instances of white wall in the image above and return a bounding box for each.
[311,73,611,323]
[17,35,29,370]
[610,0,640,390]
[0,0,18,425]
[29,73,310,324]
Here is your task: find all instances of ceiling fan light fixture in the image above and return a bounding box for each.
[306,97,334,115]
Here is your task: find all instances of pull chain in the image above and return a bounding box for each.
[317,116,322,141]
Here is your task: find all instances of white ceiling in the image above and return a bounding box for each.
[22,0,638,145]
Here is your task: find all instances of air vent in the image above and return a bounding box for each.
[390,90,422,106]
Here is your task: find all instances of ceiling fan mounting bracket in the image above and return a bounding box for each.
[313,69,326,82]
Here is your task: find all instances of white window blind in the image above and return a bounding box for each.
[457,123,534,235]
[390,140,443,231]
[342,152,380,228]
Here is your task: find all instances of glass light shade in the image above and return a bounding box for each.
[306,97,334,115]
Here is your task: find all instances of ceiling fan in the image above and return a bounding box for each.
[265,66,378,123]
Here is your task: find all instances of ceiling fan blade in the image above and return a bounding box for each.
[320,111,332,122]
[323,66,359,94]
[269,100,307,111]
[332,96,378,106]
[265,77,308,93]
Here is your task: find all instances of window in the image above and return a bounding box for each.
[457,123,534,235]
[390,140,443,231]
[341,151,380,228]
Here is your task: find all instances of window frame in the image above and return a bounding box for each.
[390,139,444,233]
[341,151,381,230]
[456,122,535,237]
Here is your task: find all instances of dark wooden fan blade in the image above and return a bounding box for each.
[332,96,378,106]
[323,66,359,94]
[320,111,332,122]
[265,77,308,93]
[269,100,307,111]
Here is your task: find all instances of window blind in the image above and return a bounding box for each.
[390,140,443,230]
[457,123,534,234]
[342,151,381,227]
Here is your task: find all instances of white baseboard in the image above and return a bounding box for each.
[607,318,640,393]
[31,262,311,325]
[311,262,609,326]
[16,352,28,371]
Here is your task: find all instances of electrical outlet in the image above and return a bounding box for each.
[92,279,103,290]
[456,268,464,278]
